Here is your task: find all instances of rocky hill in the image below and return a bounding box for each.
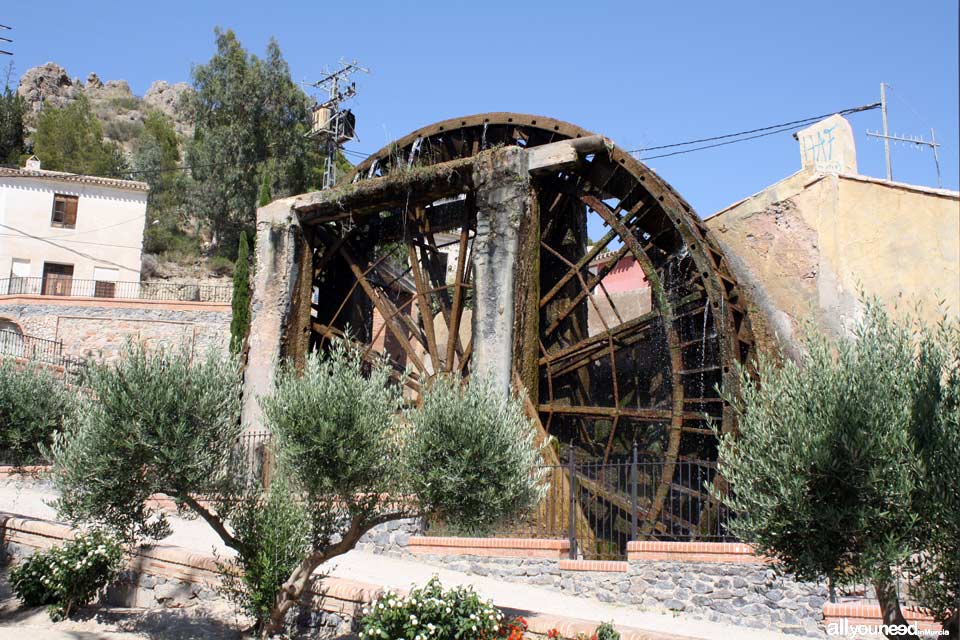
[16,63,194,152]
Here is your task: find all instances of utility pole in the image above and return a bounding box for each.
[880,82,892,181]
[307,60,369,190]
[867,83,944,188]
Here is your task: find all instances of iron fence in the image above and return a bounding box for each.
[482,445,735,560]
[0,329,85,375]
[233,431,734,560]
[0,277,232,303]
[829,567,925,608]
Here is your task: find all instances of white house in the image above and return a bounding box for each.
[0,157,149,297]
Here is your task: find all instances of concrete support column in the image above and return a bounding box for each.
[471,146,531,396]
[241,198,314,431]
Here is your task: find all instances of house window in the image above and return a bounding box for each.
[41,263,74,296]
[93,267,119,298]
[51,194,79,229]
[8,259,31,294]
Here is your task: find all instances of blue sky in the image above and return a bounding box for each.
[3,1,957,216]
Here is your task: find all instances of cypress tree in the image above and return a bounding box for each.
[230,232,252,352]
[258,170,272,207]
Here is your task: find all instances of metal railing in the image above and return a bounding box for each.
[830,566,924,608]
[233,432,733,560]
[485,445,735,560]
[0,277,232,303]
[0,329,85,375]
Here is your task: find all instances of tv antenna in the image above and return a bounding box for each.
[866,82,943,188]
[307,60,369,190]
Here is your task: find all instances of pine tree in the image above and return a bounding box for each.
[33,96,127,176]
[230,231,252,352]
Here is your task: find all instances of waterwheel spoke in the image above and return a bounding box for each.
[338,245,427,373]
[445,208,473,371]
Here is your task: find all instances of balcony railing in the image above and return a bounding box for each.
[0,277,232,303]
[0,329,85,375]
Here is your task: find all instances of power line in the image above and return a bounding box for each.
[0,233,143,250]
[15,103,885,184]
[628,102,881,158]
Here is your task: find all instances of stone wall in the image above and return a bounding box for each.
[357,526,829,637]
[0,296,230,362]
[0,512,366,639]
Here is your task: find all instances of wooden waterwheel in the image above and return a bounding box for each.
[302,113,754,547]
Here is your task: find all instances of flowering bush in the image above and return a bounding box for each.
[546,622,620,640]
[9,530,123,620]
[594,622,620,640]
[359,577,505,640]
[502,615,528,640]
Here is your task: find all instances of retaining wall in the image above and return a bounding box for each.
[1,512,689,640]
[0,295,230,362]
[358,523,942,638]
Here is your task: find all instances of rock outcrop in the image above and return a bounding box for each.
[143,81,193,135]
[17,62,78,111]
[16,62,194,149]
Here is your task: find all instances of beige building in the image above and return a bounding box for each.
[0,157,148,297]
[706,116,960,356]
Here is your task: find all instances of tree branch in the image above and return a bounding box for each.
[176,492,241,552]
[264,509,411,637]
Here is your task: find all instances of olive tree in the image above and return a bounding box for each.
[48,345,242,542]
[0,359,76,467]
[715,301,959,639]
[49,340,546,636]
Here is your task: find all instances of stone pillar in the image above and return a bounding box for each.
[241,197,314,431]
[471,146,531,396]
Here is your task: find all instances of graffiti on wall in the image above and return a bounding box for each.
[796,115,857,175]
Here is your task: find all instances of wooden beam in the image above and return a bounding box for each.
[297,155,476,224]
[537,404,708,423]
[338,246,427,372]
[445,206,473,371]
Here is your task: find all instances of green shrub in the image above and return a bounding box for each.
[405,375,546,535]
[217,475,309,630]
[0,359,76,466]
[359,577,504,640]
[208,255,235,277]
[143,222,201,259]
[108,96,141,111]
[8,552,57,607]
[10,530,123,620]
[103,119,144,144]
[595,622,621,640]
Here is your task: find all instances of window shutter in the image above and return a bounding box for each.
[64,197,78,227]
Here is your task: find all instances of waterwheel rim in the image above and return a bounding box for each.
[315,112,755,540]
